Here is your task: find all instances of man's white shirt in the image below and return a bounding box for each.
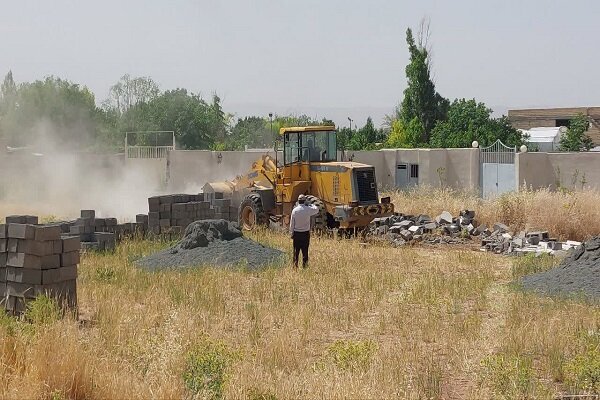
[289,204,319,233]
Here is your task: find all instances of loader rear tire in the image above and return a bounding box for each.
[304,195,327,232]
[239,193,269,231]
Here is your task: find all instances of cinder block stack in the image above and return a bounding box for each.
[1,215,80,315]
[212,198,232,220]
[148,194,215,235]
[68,210,117,251]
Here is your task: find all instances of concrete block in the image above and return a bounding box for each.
[33,225,61,241]
[159,219,171,228]
[196,193,204,201]
[7,238,18,253]
[8,224,36,239]
[173,194,190,203]
[61,251,80,267]
[435,211,453,225]
[0,224,7,238]
[105,218,118,227]
[94,218,106,227]
[493,223,510,233]
[172,203,186,212]
[6,215,38,225]
[148,196,160,212]
[159,195,174,204]
[0,267,6,282]
[159,211,172,219]
[19,239,53,256]
[61,236,80,253]
[52,240,62,254]
[6,267,43,285]
[399,229,413,241]
[7,253,60,269]
[59,265,77,281]
[81,242,99,251]
[136,214,149,224]
[0,239,6,253]
[423,222,438,232]
[408,225,423,234]
[80,210,95,219]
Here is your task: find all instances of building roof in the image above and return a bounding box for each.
[519,127,564,143]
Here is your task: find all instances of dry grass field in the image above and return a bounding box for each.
[1,188,599,399]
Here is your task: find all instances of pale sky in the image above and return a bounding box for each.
[1,0,599,127]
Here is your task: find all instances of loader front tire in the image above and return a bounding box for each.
[239,193,269,231]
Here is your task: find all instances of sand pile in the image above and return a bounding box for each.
[136,219,284,270]
[521,236,600,300]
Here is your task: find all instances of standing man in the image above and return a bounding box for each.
[289,194,319,268]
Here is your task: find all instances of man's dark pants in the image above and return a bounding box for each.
[292,230,311,268]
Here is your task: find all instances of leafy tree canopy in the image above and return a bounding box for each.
[430,99,525,148]
[559,113,594,151]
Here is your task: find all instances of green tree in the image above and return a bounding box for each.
[105,74,160,114]
[385,118,424,148]
[398,27,448,144]
[559,113,594,151]
[227,116,271,150]
[0,75,104,148]
[430,98,525,148]
[349,117,381,150]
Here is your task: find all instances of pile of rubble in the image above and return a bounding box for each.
[369,210,581,255]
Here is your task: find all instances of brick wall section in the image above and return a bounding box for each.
[508,107,600,145]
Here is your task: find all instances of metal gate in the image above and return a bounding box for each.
[480,140,516,197]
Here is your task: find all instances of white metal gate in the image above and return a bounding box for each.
[480,140,516,197]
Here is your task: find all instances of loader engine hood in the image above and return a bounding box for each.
[308,161,379,205]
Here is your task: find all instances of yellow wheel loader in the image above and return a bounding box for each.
[204,126,394,231]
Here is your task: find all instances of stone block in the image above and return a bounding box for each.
[0,239,6,253]
[423,222,438,232]
[159,203,171,212]
[94,218,106,227]
[399,229,413,241]
[493,223,509,233]
[173,194,190,203]
[148,196,161,212]
[159,211,172,219]
[408,225,423,234]
[0,267,5,282]
[33,225,61,241]
[6,267,55,285]
[136,214,149,224]
[8,224,36,239]
[52,240,62,254]
[105,218,118,227]
[61,251,80,266]
[172,203,187,212]
[416,214,432,224]
[81,242,99,251]
[80,210,95,219]
[59,265,77,281]
[6,215,38,225]
[0,224,7,238]
[435,211,453,225]
[159,195,174,204]
[7,253,60,269]
[16,239,53,256]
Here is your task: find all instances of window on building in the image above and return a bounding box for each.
[410,164,419,179]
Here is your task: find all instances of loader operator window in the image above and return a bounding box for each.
[284,130,337,165]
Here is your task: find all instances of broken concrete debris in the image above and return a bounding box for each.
[369,210,581,255]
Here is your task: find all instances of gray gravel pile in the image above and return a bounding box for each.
[136,219,284,271]
[521,236,600,300]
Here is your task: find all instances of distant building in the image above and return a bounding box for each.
[518,127,565,152]
[508,107,600,145]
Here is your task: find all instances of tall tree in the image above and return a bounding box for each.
[398,26,448,145]
[429,99,525,148]
[559,113,594,151]
[106,74,160,114]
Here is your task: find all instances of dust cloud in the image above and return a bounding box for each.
[0,121,166,221]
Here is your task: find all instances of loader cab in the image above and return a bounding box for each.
[281,126,337,165]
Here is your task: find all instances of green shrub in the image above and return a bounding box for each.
[482,354,537,398]
[183,340,233,399]
[328,339,377,371]
[564,349,600,394]
[25,295,60,325]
